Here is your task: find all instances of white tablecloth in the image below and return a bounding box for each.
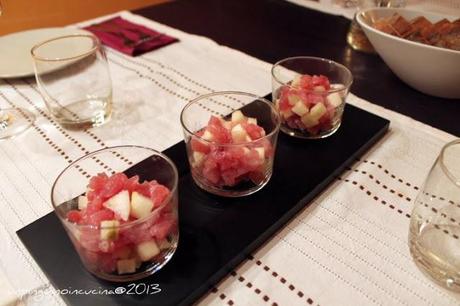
[0,10,459,306]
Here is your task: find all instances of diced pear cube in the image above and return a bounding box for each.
[255,147,265,160]
[245,135,252,142]
[130,191,154,220]
[327,92,343,108]
[291,101,308,116]
[314,86,326,92]
[291,75,302,88]
[310,102,327,121]
[301,113,319,128]
[231,110,245,124]
[69,227,81,242]
[136,240,160,261]
[231,123,248,143]
[99,240,114,253]
[100,220,119,240]
[117,258,137,274]
[222,121,232,130]
[287,94,301,106]
[192,151,205,168]
[78,196,88,210]
[135,256,142,269]
[247,117,257,125]
[114,245,133,259]
[158,239,172,250]
[104,190,130,221]
[202,130,214,141]
[282,109,294,119]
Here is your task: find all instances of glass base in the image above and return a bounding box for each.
[85,236,179,282]
[51,98,112,130]
[280,122,341,139]
[409,225,460,292]
[192,171,273,197]
[0,108,35,140]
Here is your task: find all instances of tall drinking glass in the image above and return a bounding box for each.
[409,139,460,291]
[31,34,112,130]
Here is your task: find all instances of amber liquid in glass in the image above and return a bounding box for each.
[346,15,375,53]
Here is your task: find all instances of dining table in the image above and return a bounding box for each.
[136,0,460,136]
[1,0,460,305]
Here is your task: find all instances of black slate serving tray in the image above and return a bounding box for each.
[17,102,389,306]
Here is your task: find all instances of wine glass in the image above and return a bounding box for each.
[0,0,36,139]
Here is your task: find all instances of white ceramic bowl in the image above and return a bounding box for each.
[357,8,460,99]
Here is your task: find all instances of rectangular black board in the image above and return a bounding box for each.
[17,102,389,306]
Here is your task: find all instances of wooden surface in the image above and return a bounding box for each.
[0,0,170,35]
[135,0,460,137]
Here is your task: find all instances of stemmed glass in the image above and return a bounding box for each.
[0,0,36,139]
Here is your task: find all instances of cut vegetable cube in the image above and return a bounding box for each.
[192,151,205,168]
[255,147,265,160]
[327,92,342,108]
[136,240,160,261]
[247,117,257,125]
[100,220,119,240]
[309,102,327,121]
[113,245,132,259]
[99,240,114,253]
[117,258,137,274]
[202,130,214,141]
[135,256,142,269]
[231,123,248,143]
[282,109,294,119]
[222,121,232,130]
[288,94,301,106]
[158,239,172,250]
[291,101,308,116]
[130,191,154,220]
[314,86,326,92]
[104,190,130,221]
[301,113,319,128]
[78,196,88,210]
[231,110,245,124]
[291,75,302,88]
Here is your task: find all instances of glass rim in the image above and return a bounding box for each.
[51,145,179,230]
[31,34,100,62]
[440,139,460,188]
[180,91,281,146]
[271,56,354,93]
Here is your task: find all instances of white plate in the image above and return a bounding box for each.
[0,27,90,79]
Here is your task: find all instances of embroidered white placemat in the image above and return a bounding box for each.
[0,11,459,306]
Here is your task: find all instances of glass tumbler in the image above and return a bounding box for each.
[31,34,112,129]
[180,91,281,197]
[347,0,406,52]
[51,146,179,282]
[272,56,353,139]
[409,139,460,291]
